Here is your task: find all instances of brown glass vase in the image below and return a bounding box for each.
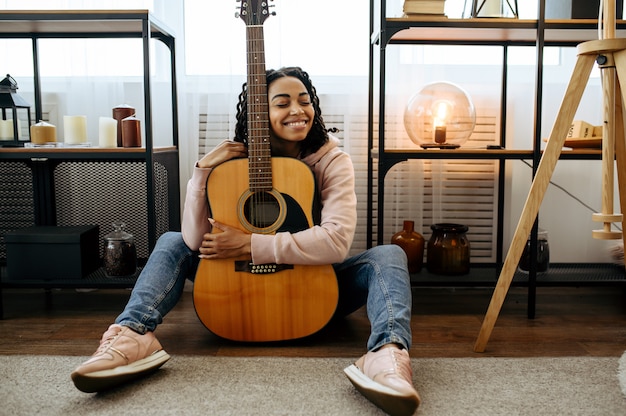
[391,220,425,273]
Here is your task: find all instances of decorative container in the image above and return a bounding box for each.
[391,220,425,273]
[518,229,550,273]
[427,223,470,275]
[103,222,137,277]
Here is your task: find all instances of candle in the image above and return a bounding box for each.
[433,101,449,144]
[64,115,88,144]
[122,116,141,147]
[98,117,117,147]
[30,121,57,145]
[113,105,135,147]
[434,125,447,144]
[0,119,14,140]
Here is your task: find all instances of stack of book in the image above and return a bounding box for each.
[403,0,446,16]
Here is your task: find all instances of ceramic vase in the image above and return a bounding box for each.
[391,220,425,273]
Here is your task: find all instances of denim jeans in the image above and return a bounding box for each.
[116,231,413,351]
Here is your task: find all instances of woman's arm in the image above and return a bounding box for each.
[181,166,212,251]
[181,140,247,250]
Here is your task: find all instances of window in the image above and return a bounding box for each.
[0,0,154,77]
[183,0,369,76]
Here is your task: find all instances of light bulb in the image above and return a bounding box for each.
[404,81,476,148]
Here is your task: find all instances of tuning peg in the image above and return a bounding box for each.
[234,1,243,19]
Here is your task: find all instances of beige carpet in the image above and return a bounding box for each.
[1,355,624,415]
[619,351,626,397]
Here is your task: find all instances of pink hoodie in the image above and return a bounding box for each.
[181,134,356,265]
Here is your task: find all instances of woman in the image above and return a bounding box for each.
[71,67,420,416]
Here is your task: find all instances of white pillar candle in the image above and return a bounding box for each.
[63,115,88,144]
[98,117,117,147]
[30,121,57,144]
[0,119,15,140]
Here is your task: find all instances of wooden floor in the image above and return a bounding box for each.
[1,285,626,359]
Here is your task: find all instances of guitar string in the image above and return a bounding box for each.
[247,25,269,228]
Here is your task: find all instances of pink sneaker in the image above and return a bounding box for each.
[71,324,170,393]
[344,346,420,416]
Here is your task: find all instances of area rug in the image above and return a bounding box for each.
[619,351,626,397]
[1,355,624,415]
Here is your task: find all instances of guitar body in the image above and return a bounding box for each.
[193,157,339,342]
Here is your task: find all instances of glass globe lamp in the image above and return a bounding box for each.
[403,81,476,149]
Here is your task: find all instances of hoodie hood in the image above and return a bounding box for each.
[300,133,341,167]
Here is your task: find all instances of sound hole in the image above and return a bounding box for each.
[244,191,281,228]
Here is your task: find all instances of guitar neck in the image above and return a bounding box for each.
[246,25,272,192]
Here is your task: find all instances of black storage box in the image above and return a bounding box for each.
[5,225,100,280]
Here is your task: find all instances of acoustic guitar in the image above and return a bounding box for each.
[193,0,339,342]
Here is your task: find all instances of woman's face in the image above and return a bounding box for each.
[267,76,315,144]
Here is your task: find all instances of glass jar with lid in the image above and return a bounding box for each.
[103,222,137,277]
[426,223,471,275]
[518,229,550,273]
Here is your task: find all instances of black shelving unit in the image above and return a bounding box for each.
[0,10,180,317]
[0,265,141,290]
[409,263,626,287]
[368,0,626,314]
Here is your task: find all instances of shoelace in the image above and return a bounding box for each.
[387,349,413,383]
[94,326,122,355]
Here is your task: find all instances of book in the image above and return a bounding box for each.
[403,0,445,15]
[567,120,593,139]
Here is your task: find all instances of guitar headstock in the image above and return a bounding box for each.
[238,0,274,26]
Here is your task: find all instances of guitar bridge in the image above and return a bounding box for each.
[234,261,294,274]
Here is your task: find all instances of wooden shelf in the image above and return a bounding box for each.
[0,10,173,40]
[372,148,604,161]
[0,146,177,158]
[377,18,626,45]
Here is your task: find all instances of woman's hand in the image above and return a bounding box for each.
[199,219,252,260]
[197,140,247,169]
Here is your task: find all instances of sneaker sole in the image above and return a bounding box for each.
[71,349,171,393]
[344,364,420,416]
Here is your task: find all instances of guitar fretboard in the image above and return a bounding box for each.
[246,25,272,192]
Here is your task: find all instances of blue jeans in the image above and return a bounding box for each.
[116,231,413,351]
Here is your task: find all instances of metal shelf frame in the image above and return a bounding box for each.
[367,0,626,317]
[0,10,181,318]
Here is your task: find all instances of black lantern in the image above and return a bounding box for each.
[0,74,32,147]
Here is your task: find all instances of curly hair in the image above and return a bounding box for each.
[234,66,329,156]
